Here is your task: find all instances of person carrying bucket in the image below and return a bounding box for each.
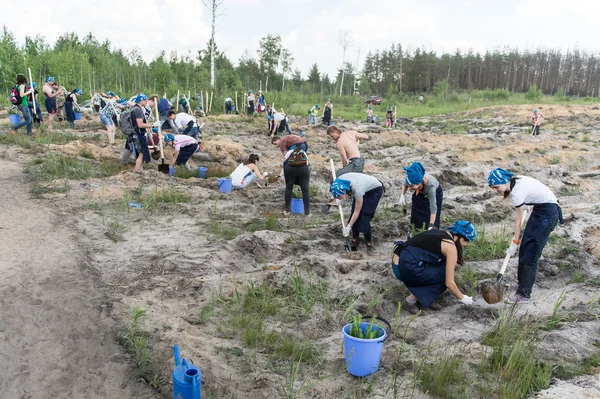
[330,173,384,252]
[163,134,198,170]
[230,154,266,189]
[308,104,320,125]
[392,220,476,314]
[487,168,563,304]
[257,90,265,113]
[64,88,82,129]
[399,162,443,235]
[9,74,34,135]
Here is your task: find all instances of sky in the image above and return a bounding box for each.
[2,0,599,78]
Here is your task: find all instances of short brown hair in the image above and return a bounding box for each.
[326,125,341,136]
[149,94,159,102]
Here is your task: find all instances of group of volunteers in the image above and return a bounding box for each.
[307,99,334,126]
[10,75,81,134]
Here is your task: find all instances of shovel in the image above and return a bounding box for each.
[154,101,170,174]
[330,159,351,253]
[481,209,528,304]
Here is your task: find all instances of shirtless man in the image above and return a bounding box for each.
[326,125,368,177]
[323,125,369,211]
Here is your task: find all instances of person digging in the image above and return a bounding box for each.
[399,162,443,236]
[329,173,384,252]
[531,109,544,136]
[392,220,477,314]
[163,133,198,170]
[487,168,563,305]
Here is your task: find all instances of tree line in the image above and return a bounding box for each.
[1,25,598,101]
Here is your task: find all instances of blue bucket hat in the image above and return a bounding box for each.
[330,178,351,198]
[74,88,83,95]
[135,93,148,103]
[488,168,514,186]
[533,109,538,113]
[164,133,175,144]
[447,220,477,242]
[32,82,37,88]
[315,104,320,109]
[45,76,55,83]
[117,98,128,104]
[404,162,426,185]
[249,90,253,94]
[107,91,116,97]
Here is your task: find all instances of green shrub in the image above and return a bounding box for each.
[525,85,542,101]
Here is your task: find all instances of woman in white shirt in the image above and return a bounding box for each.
[230,154,266,189]
[488,168,563,305]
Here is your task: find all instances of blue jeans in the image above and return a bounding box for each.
[29,103,43,122]
[184,126,199,141]
[308,115,316,125]
[13,105,33,134]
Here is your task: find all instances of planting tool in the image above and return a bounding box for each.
[27,68,38,119]
[330,158,351,252]
[496,208,528,283]
[154,100,170,174]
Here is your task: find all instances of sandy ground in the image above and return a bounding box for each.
[1,104,600,398]
[0,159,159,399]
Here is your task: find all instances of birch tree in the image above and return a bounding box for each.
[202,0,224,88]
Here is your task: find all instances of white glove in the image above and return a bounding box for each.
[428,226,434,231]
[345,224,353,236]
[459,295,473,305]
[506,242,519,257]
[263,172,269,178]
[399,195,406,206]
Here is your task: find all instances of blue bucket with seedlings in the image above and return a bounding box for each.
[218,177,232,193]
[291,198,304,214]
[172,345,201,399]
[197,167,208,179]
[342,317,390,377]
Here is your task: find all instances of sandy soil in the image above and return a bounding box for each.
[0,159,159,399]
[1,104,600,398]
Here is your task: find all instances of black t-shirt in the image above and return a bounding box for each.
[132,105,146,134]
[405,229,454,257]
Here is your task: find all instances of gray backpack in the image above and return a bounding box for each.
[118,107,137,137]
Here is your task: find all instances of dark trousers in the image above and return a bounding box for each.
[410,185,443,232]
[248,101,255,115]
[517,204,560,298]
[29,103,43,122]
[533,125,541,136]
[65,102,74,122]
[350,185,384,243]
[284,165,310,215]
[175,143,199,165]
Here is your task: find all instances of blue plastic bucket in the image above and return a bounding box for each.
[291,198,304,214]
[342,318,390,377]
[9,114,20,125]
[232,105,236,112]
[169,166,176,176]
[74,112,82,120]
[197,167,208,179]
[218,177,232,193]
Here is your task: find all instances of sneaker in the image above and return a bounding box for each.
[419,301,442,311]
[401,300,420,315]
[366,242,376,252]
[505,294,531,305]
[283,210,290,216]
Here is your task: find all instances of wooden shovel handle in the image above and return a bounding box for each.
[498,209,528,276]
[330,159,348,236]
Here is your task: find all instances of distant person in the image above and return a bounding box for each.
[329,173,384,251]
[399,162,443,234]
[27,82,43,124]
[224,97,234,114]
[10,74,33,135]
[308,104,320,125]
[180,97,189,114]
[419,95,424,105]
[531,109,544,136]
[230,154,266,189]
[54,82,67,121]
[322,99,333,126]
[163,133,198,170]
[166,110,200,140]
[366,105,374,123]
[158,94,172,122]
[274,113,293,136]
[43,77,62,130]
[130,94,153,173]
[392,220,477,314]
[386,106,394,128]
[64,88,82,129]
[100,98,127,144]
[92,92,104,112]
[266,105,276,133]
[257,90,265,113]
[247,90,255,115]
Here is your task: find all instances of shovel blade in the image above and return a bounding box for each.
[496,273,504,283]
[158,162,170,174]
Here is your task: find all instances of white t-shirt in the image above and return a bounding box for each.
[230,163,253,186]
[248,94,255,102]
[172,135,197,152]
[511,176,558,207]
[174,113,196,130]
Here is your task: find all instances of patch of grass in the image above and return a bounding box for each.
[545,289,567,330]
[105,220,127,242]
[0,133,34,149]
[581,133,590,142]
[35,132,79,145]
[548,156,561,165]
[206,166,233,178]
[174,166,199,179]
[464,225,511,261]
[456,265,478,296]
[199,297,216,324]
[534,147,547,154]
[208,219,242,240]
[560,185,581,197]
[79,148,94,159]
[28,153,101,180]
[121,307,153,377]
[417,355,469,399]
[571,269,585,283]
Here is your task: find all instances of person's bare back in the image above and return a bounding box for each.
[337,130,369,165]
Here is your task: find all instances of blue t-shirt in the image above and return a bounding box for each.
[158,98,170,117]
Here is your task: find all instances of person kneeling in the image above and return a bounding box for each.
[163,134,198,170]
[391,220,477,314]
[230,154,266,189]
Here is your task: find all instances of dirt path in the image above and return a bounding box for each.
[0,159,157,399]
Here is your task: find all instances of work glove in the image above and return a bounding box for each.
[459,295,473,305]
[345,224,353,236]
[263,172,269,178]
[506,242,519,257]
[399,195,406,206]
[428,225,436,231]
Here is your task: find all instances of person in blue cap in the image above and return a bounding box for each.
[163,133,199,170]
[488,168,563,304]
[400,162,443,234]
[322,99,333,126]
[308,104,320,125]
[366,105,374,123]
[64,88,82,128]
[330,173,384,252]
[531,109,544,136]
[130,93,153,173]
[392,220,477,314]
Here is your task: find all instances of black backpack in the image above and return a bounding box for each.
[118,107,137,137]
[10,86,22,105]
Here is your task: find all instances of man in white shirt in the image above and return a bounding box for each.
[166,110,200,140]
